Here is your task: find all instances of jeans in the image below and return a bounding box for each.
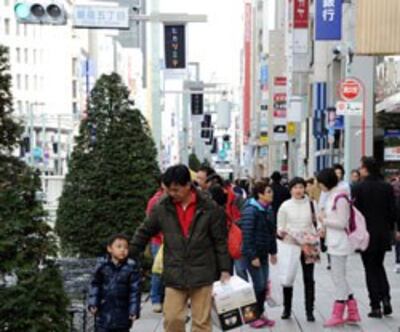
[361,250,391,309]
[236,257,269,318]
[151,243,165,304]
[234,259,247,280]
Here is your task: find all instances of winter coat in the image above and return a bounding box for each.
[277,197,316,241]
[239,198,277,261]
[271,182,291,216]
[131,189,231,289]
[88,257,141,329]
[323,187,353,256]
[352,176,398,252]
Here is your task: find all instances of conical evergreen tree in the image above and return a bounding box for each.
[56,73,159,257]
[189,152,201,172]
[0,46,69,331]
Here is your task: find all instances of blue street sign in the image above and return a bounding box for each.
[315,0,342,41]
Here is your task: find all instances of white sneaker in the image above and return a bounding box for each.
[152,303,163,313]
[395,264,400,274]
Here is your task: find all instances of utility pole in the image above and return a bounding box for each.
[57,114,62,175]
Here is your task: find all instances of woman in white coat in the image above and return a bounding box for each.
[277,177,317,322]
[317,168,361,327]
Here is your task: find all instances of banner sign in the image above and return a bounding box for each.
[164,24,186,69]
[294,0,309,28]
[384,129,400,161]
[315,0,342,40]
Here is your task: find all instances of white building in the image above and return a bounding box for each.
[0,0,85,175]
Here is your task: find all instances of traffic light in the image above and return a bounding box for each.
[14,1,67,25]
[191,93,203,115]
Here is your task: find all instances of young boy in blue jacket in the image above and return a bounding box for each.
[88,234,141,332]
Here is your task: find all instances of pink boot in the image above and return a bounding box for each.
[324,301,346,327]
[346,299,361,324]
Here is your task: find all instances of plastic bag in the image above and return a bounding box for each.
[266,264,283,307]
[151,244,163,274]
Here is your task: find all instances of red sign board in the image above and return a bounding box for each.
[339,78,362,101]
[274,77,287,86]
[273,93,287,102]
[294,0,309,28]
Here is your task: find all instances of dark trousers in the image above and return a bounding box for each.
[395,241,400,264]
[361,250,391,309]
[300,253,315,314]
[96,328,130,332]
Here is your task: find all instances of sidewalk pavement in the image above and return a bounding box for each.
[132,251,400,332]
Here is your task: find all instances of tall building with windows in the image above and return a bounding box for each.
[0,0,83,176]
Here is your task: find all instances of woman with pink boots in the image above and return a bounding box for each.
[317,168,361,327]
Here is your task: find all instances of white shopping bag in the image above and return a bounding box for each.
[266,264,283,307]
[277,240,301,287]
[212,276,258,331]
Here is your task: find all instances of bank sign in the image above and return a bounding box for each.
[315,0,342,40]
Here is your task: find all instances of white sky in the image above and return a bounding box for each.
[159,0,276,89]
[160,0,244,88]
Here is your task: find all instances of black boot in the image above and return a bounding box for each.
[368,308,383,318]
[281,287,293,319]
[382,298,392,316]
[305,281,315,322]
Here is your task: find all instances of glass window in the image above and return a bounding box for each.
[17,101,23,113]
[72,80,77,98]
[16,22,20,36]
[25,75,29,90]
[16,74,21,89]
[16,48,21,63]
[23,23,27,37]
[34,75,38,90]
[5,0,10,6]
[4,18,10,35]
[33,49,37,64]
[72,58,78,76]
[24,48,28,64]
[72,102,78,115]
[25,101,29,113]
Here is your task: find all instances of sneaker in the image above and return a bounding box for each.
[152,303,162,313]
[394,264,400,273]
[261,315,276,327]
[249,319,268,329]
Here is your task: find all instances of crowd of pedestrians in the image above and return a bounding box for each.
[87,157,400,331]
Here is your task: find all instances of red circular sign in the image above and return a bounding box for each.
[340,79,362,101]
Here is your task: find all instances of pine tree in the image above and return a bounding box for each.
[189,152,201,172]
[0,46,69,331]
[56,73,159,257]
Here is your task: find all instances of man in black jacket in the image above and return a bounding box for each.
[352,157,400,318]
[270,171,291,215]
[131,164,231,332]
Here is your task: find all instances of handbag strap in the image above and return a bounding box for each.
[309,200,318,230]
